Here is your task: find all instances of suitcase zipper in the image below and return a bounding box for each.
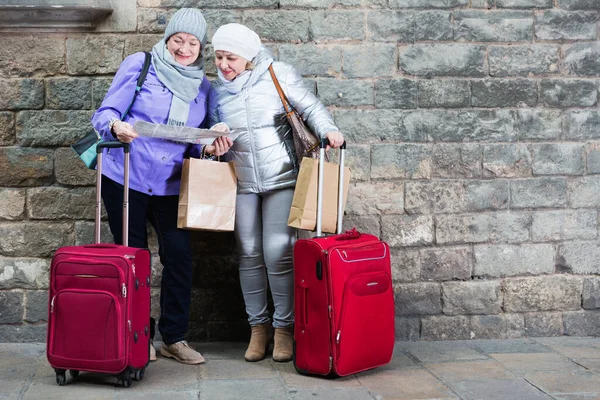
[50,296,55,313]
[336,330,341,344]
[122,283,127,298]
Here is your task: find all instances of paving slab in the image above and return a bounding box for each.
[468,339,552,354]
[553,395,600,400]
[400,341,488,364]
[290,387,376,400]
[114,390,200,399]
[273,360,362,390]
[356,368,458,400]
[425,360,516,382]
[491,352,584,372]
[199,378,289,400]
[449,378,550,400]
[524,370,600,395]
[200,358,277,380]
[534,338,600,359]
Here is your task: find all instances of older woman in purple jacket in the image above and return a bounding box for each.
[91,8,231,365]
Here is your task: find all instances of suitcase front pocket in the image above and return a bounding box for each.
[335,272,395,375]
[49,289,123,362]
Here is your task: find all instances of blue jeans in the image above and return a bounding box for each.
[101,175,192,345]
[234,188,296,329]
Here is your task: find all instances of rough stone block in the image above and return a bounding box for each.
[124,34,164,56]
[562,43,600,76]
[535,10,598,41]
[346,181,404,216]
[483,144,532,178]
[443,281,502,315]
[432,144,482,179]
[471,314,526,339]
[421,247,472,282]
[345,145,370,181]
[558,0,600,9]
[0,189,25,221]
[416,11,452,41]
[559,241,600,274]
[54,147,97,186]
[0,147,53,187]
[395,282,441,316]
[587,142,600,174]
[342,45,396,78]
[404,181,464,214]
[532,210,597,242]
[583,277,600,309]
[464,180,510,211]
[567,110,600,140]
[0,35,65,77]
[0,324,47,342]
[0,291,23,323]
[311,10,365,41]
[74,221,113,246]
[390,0,468,7]
[532,143,584,175]
[421,315,470,340]
[497,0,553,7]
[92,78,113,110]
[374,78,417,109]
[371,144,431,179]
[17,110,95,147]
[391,249,420,283]
[342,215,381,237]
[471,0,493,7]
[569,175,600,207]
[333,110,419,143]
[46,78,93,110]
[518,109,562,140]
[524,312,564,337]
[25,291,48,323]
[400,44,486,77]
[0,79,44,110]
[472,79,538,107]
[367,11,414,42]
[27,187,96,220]
[436,212,530,245]
[489,45,560,77]
[0,222,74,257]
[382,215,434,247]
[395,317,420,340]
[474,244,555,277]
[0,257,49,290]
[316,78,373,107]
[0,112,14,146]
[136,7,171,33]
[540,79,598,107]
[510,178,567,208]
[563,310,600,336]
[418,80,470,108]
[504,275,583,312]
[66,35,125,75]
[245,11,309,42]
[278,44,342,76]
[455,11,534,42]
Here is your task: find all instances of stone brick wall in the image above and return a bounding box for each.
[1,0,599,342]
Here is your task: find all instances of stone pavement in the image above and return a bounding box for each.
[4,337,600,399]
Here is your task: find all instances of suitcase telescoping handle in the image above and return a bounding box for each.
[95,141,131,246]
[316,138,346,237]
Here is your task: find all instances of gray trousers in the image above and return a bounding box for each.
[234,188,296,329]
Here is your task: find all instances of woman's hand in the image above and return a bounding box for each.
[112,121,138,143]
[325,131,344,149]
[205,136,233,157]
[210,122,230,134]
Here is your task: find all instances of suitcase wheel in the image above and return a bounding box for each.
[133,368,145,381]
[118,367,133,388]
[55,370,66,386]
[69,370,79,379]
[122,377,132,388]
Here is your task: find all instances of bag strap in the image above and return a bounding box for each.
[268,64,293,115]
[121,51,152,120]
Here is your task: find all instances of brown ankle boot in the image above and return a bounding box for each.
[273,327,293,362]
[244,324,269,362]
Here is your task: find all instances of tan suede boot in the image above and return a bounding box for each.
[244,324,269,362]
[273,327,293,362]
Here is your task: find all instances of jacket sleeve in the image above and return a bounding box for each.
[91,53,145,141]
[206,84,221,128]
[277,63,339,139]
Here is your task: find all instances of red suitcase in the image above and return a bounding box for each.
[47,142,151,387]
[293,140,395,377]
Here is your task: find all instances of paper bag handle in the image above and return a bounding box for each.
[316,138,346,237]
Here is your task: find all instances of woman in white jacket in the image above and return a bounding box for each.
[210,24,344,362]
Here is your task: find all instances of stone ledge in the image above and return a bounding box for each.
[0,0,113,31]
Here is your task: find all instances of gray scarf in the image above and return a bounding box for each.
[151,39,205,126]
[218,46,274,95]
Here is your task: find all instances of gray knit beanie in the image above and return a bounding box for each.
[164,8,208,46]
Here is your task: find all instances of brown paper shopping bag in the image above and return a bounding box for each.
[178,158,237,232]
[288,157,350,233]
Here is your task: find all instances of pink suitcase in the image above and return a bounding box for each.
[293,140,395,377]
[47,142,151,387]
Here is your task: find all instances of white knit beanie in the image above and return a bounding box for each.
[211,23,261,61]
[164,8,208,45]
